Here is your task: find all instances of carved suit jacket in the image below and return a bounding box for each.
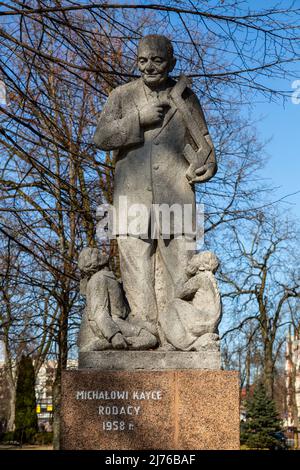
[94,77,216,237]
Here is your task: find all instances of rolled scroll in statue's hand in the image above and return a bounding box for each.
[169,75,214,183]
[183,142,212,183]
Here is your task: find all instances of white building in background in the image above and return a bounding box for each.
[285,329,300,447]
[35,360,78,431]
[0,341,5,362]
[0,358,78,432]
[35,361,56,431]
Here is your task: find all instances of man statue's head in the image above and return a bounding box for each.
[137,35,176,88]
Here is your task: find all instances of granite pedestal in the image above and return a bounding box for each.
[61,352,239,450]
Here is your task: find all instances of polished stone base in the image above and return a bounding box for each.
[60,369,239,450]
[79,350,221,370]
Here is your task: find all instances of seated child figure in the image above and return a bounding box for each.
[159,251,222,351]
[78,247,157,352]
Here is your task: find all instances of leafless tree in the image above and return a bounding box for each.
[1,0,300,444]
[220,210,300,398]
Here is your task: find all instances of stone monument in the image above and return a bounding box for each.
[60,35,239,450]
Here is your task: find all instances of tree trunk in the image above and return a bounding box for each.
[264,341,275,398]
[52,299,69,450]
[52,370,61,450]
[246,345,251,395]
[3,344,16,433]
[6,382,15,432]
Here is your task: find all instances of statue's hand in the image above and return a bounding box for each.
[111,332,128,349]
[189,162,217,184]
[139,101,169,127]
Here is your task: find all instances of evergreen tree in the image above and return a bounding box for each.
[14,355,38,444]
[241,382,284,449]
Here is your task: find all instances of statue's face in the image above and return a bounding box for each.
[137,40,175,87]
[84,250,101,273]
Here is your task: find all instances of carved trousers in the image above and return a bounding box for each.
[117,236,195,341]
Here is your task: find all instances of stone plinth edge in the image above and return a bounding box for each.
[79,350,221,370]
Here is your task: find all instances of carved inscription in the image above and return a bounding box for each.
[76,389,163,432]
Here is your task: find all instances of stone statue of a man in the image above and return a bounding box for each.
[94,35,217,345]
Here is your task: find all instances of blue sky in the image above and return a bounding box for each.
[237,0,300,219]
[253,94,300,219]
